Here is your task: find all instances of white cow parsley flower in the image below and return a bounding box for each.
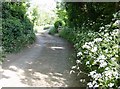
[99,60,107,68]
[86,61,90,65]
[94,84,99,87]
[91,46,97,52]
[97,55,106,60]
[94,38,102,42]
[82,44,91,49]
[72,66,76,69]
[104,33,109,37]
[113,20,120,27]
[77,52,82,56]
[70,70,75,74]
[108,83,114,87]
[93,73,102,80]
[89,70,96,77]
[100,26,104,30]
[76,60,81,64]
[87,82,93,87]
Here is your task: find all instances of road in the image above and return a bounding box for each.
[0,29,87,87]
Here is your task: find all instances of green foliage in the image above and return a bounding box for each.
[59,27,75,43]
[49,19,64,35]
[2,2,35,53]
[57,2,120,31]
[56,2,67,26]
[73,23,120,88]
[69,12,120,88]
[48,26,58,35]
[54,20,63,29]
[56,2,120,88]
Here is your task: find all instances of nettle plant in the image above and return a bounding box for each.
[71,11,120,88]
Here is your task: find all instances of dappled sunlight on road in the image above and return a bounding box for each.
[35,28,49,36]
[49,46,65,50]
[1,65,69,87]
[1,66,28,87]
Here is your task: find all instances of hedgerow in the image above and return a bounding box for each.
[2,2,35,53]
[71,12,120,88]
[56,2,120,88]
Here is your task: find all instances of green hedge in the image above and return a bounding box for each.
[2,2,35,52]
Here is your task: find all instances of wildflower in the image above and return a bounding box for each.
[72,66,76,69]
[103,70,112,79]
[111,57,116,61]
[112,29,119,35]
[89,70,96,77]
[105,67,109,71]
[105,49,108,53]
[115,55,118,57]
[113,45,119,49]
[114,29,119,32]
[108,83,114,87]
[77,66,80,70]
[113,71,119,78]
[94,84,99,87]
[113,20,120,27]
[87,82,93,87]
[70,70,75,74]
[97,55,106,60]
[84,50,89,54]
[99,60,107,68]
[77,52,82,56]
[94,38,102,42]
[93,73,102,80]
[100,26,104,30]
[86,61,90,65]
[93,59,99,65]
[76,60,81,64]
[105,25,111,28]
[109,37,112,40]
[91,46,97,52]
[104,33,109,37]
[101,32,104,35]
[105,38,110,42]
[82,44,91,49]
[82,42,91,49]
[92,80,97,85]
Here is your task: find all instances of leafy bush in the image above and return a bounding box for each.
[54,20,63,29]
[2,2,35,52]
[57,2,120,31]
[48,26,58,35]
[2,17,23,52]
[49,20,64,35]
[59,27,76,43]
[56,1,120,88]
